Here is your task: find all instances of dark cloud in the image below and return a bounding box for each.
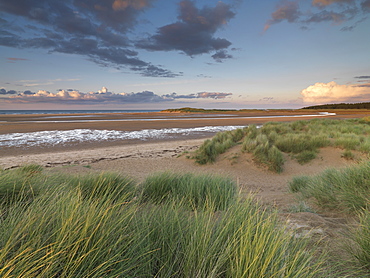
[163,92,197,99]
[135,65,182,78]
[305,10,347,23]
[356,83,370,87]
[163,92,232,99]
[0,0,181,77]
[363,0,370,11]
[265,0,369,31]
[0,30,22,47]
[196,92,232,99]
[0,89,17,95]
[117,91,171,103]
[197,74,212,78]
[211,50,233,62]
[355,75,370,79]
[136,0,235,58]
[259,97,274,101]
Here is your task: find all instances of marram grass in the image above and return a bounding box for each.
[349,209,370,271]
[139,172,237,210]
[288,161,370,213]
[194,117,370,172]
[288,161,370,273]
[0,167,327,277]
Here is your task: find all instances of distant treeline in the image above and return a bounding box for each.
[302,102,370,109]
[162,107,237,113]
[162,107,267,113]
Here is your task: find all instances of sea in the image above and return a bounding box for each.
[0,109,247,148]
[0,109,160,115]
[0,110,335,149]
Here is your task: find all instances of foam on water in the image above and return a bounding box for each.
[0,125,246,148]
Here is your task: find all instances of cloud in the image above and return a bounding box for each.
[11,78,80,88]
[0,87,233,104]
[136,0,235,59]
[0,0,181,77]
[300,81,370,103]
[259,97,274,102]
[163,92,232,99]
[363,0,370,11]
[196,92,232,99]
[265,0,369,31]
[0,89,17,95]
[112,0,151,11]
[355,75,370,79]
[305,10,348,24]
[264,1,301,31]
[312,0,352,8]
[211,50,233,63]
[6,57,29,62]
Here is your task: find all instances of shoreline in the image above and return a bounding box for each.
[1,110,369,167]
[0,138,206,170]
[1,110,369,133]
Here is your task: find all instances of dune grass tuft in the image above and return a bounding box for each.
[349,209,370,271]
[295,150,318,164]
[0,166,328,277]
[193,117,370,172]
[289,161,370,213]
[289,161,370,273]
[69,172,136,203]
[194,128,247,164]
[139,172,237,210]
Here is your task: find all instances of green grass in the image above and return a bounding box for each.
[0,165,45,208]
[341,149,355,160]
[288,201,315,213]
[289,176,311,193]
[288,161,370,213]
[295,150,318,164]
[69,172,136,203]
[0,166,328,277]
[193,118,370,172]
[274,134,330,154]
[194,128,247,164]
[289,161,370,273]
[349,209,370,271]
[139,172,237,210]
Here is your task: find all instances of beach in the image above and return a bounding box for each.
[1,109,368,157]
[1,109,370,271]
[1,109,369,207]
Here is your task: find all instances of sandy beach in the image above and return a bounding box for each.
[1,110,369,207]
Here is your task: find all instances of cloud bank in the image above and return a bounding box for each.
[0,87,232,105]
[265,0,370,31]
[0,0,236,75]
[300,81,370,103]
[136,0,235,62]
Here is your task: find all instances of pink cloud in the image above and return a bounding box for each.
[300,81,370,103]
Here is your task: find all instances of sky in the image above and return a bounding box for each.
[0,0,369,110]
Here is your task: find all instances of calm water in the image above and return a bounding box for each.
[0,109,161,115]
